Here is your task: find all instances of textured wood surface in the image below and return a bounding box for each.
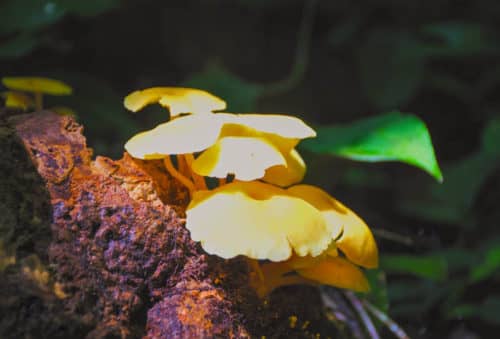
[0,111,354,338]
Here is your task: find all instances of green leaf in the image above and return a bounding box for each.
[302,112,443,181]
[365,269,389,313]
[358,30,426,109]
[380,254,447,281]
[437,248,479,273]
[183,63,263,112]
[398,117,500,224]
[482,118,500,157]
[470,244,500,283]
[449,297,500,325]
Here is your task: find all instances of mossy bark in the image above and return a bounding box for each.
[0,111,361,338]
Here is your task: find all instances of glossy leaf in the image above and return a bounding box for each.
[302,112,443,182]
[399,117,500,224]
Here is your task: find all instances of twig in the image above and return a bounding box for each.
[344,291,380,339]
[372,228,414,246]
[362,300,411,339]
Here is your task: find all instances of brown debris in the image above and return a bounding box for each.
[1,111,355,338]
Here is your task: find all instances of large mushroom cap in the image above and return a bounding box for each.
[186,181,334,262]
[2,77,72,95]
[288,185,378,268]
[124,87,226,116]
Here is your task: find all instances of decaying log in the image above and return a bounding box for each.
[0,111,357,338]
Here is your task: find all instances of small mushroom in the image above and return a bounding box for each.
[186,181,334,261]
[124,87,226,117]
[1,91,35,110]
[262,148,306,187]
[218,112,316,151]
[125,114,224,158]
[191,136,286,181]
[2,76,72,111]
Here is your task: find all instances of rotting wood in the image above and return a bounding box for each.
[1,111,360,339]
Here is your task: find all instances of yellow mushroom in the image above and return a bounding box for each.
[217,113,316,150]
[262,148,306,187]
[247,184,377,297]
[1,91,35,110]
[251,253,369,297]
[125,114,224,159]
[121,86,380,297]
[287,185,378,268]
[124,87,226,117]
[2,76,72,111]
[191,136,287,181]
[125,112,315,186]
[185,181,334,262]
[295,256,370,292]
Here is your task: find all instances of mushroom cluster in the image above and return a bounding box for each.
[124,87,378,297]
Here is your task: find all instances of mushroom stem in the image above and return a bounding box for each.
[34,92,43,111]
[177,154,189,175]
[184,153,208,190]
[163,156,196,195]
[247,258,265,282]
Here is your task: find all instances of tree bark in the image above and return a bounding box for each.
[0,111,357,338]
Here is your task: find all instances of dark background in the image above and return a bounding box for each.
[1,0,500,338]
